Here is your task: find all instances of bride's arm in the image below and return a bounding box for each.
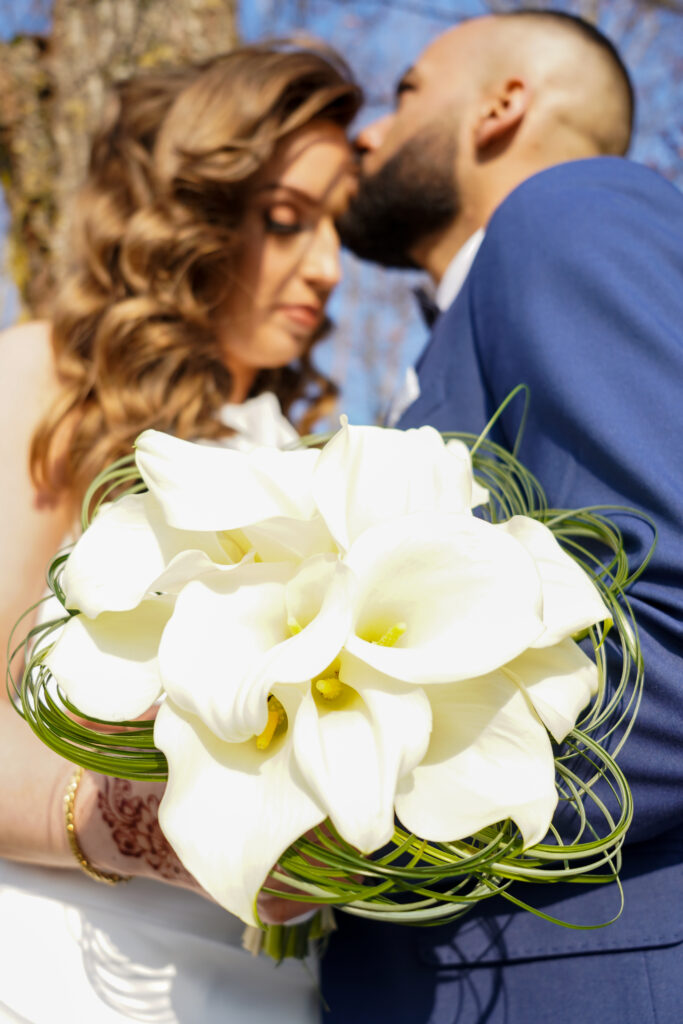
[0,323,202,892]
[0,322,75,866]
[1,695,203,894]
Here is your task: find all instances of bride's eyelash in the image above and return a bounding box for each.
[263,212,303,236]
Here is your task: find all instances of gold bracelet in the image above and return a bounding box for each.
[64,765,132,885]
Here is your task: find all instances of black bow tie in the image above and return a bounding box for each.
[413,286,440,329]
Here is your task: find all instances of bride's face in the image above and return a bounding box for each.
[217,120,357,392]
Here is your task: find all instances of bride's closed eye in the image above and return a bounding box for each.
[263,204,304,236]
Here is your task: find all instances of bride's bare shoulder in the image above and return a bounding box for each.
[0,320,57,394]
[0,321,64,494]
[0,321,65,440]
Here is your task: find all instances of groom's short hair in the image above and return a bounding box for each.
[502,9,635,147]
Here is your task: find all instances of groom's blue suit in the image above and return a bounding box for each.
[321,158,683,1023]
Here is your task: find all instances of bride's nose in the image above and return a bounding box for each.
[354,114,392,155]
[301,221,342,292]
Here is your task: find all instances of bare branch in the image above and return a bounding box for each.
[0,0,238,316]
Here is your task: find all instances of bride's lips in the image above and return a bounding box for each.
[275,304,324,330]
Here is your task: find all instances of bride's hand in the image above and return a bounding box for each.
[72,770,206,897]
[257,824,342,925]
[257,871,324,925]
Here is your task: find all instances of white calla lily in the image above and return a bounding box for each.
[149,544,255,596]
[158,561,295,742]
[158,556,354,743]
[501,638,599,743]
[293,687,392,853]
[396,670,558,849]
[497,516,609,646]
[62,492,231,618]
[239,514,336,564]
[154,651,432,922]
[389,630,598,848]
[338,654,433,785]
[292,654,432,853]
[446,439,489,508]
[344,512,546,684]
[45,598,173,720]
[154,694,325,928]
[313,422,476,551]
[136,429,319,531]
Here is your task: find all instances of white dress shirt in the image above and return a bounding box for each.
[434,227,485,312]
[386,228,486,426]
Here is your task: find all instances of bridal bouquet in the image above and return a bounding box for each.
[11,418,643,958]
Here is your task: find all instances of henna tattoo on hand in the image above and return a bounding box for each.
[98,779,194,885]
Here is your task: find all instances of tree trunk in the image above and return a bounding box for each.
[0,0,238,317]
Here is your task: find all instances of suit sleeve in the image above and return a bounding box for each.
[468,162,683,843]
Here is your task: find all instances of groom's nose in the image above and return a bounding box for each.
[354,114,392,164]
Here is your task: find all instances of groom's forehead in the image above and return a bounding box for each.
[411,18,494,82]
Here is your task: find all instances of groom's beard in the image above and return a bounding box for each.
[338,124,460,268]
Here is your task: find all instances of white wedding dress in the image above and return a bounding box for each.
[0,395,321,1024]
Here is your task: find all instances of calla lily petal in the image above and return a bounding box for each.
[345,513,545,684]
[152,547,255,596]
[284,553,351,634]
[502,638,599,743]
[45,598,172,720]
[338,652,433,780]
[497,517,609,646]
[158,562,295,742]
[63,492,229,618]
[154,695,324,927]
[158,556,353,744]
[396,672,557,848]
[313,422,474,551]
[234,556,356,735]
[292,689,386,853]
[136,430,319,531]
[241,514,337,564]
[248,555,354,686]
[446,439,489,508]
[292,670,431,853]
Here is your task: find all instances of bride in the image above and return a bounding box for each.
[0,43,360,1023]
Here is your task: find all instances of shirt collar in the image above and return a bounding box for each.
[434,228,486,311]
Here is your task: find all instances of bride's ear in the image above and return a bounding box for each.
[473,78,530,151]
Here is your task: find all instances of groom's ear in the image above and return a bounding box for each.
[473,79,530,151]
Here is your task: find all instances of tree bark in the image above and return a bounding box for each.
[0,0,238,317]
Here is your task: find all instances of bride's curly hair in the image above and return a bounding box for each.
[31,44,362,498]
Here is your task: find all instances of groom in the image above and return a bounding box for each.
[325,10,683,1023]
